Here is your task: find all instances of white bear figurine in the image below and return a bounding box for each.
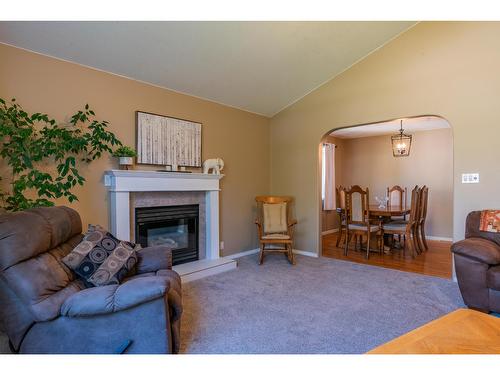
[202,158,224,175]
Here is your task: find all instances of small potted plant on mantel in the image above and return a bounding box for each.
[113,146,137,170]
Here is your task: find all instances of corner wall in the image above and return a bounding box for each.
[270,22,500,253]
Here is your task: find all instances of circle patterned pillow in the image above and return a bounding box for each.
[62,225,140,287]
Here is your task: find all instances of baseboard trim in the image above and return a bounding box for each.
[224,248,260,259]
[293,249,319,258]
[321,228,339,236]
[426,236,453,242]
[224,248,319,259]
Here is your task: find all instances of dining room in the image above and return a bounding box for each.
[320,115,454,278]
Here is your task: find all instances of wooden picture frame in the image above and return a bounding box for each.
[136,111,202,167]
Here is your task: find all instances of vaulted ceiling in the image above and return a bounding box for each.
[0,21,416,117]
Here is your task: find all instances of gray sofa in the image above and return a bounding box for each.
[0,206,182,354]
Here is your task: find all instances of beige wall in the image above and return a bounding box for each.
[0,43,270,256]
[337,128,453,238]
[270,22,500,253]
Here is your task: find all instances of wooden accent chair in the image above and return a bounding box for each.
[382,186,421,258]
[387,185,408,221]
[416,186,429,252]
[344,185,382,259]
[335,186,347,247]
[255,196,297,265]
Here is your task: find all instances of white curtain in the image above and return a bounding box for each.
[322,143,336,210]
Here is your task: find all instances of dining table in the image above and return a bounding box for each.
[336,205,411,218]
[367,205,411,218]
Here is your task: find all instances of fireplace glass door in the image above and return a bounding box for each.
[136,205,199,265]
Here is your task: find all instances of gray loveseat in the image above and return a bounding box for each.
[0,206,182,354]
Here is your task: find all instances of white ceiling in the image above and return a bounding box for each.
[330,116,451,139]
[0,21,416,117]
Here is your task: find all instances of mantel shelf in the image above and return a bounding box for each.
[105,169,224,180]
[104,169,224,192]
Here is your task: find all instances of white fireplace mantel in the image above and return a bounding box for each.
[104,170,224,260]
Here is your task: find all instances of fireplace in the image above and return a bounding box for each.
[135,205,199,266]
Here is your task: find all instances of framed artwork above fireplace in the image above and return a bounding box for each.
[136,111,202,167]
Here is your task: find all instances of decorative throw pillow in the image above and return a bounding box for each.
[479,210,500,233]
[62,225,140,287]
[263,202,287,234]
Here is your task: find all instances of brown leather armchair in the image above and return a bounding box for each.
[0,206,182,353]
[451,211,500,313]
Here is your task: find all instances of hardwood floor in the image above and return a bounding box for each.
[322,232,453,279]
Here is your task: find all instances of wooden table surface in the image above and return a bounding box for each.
[336,206,411,217]
[367,205,410,217]
[367,308,500,354]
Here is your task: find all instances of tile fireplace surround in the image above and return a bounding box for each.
[104,170,236,281]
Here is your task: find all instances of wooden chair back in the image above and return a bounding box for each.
[336,186,347,209]
[387,185,407,209]
[408,186,421,226]
[418,186,429,223]
[255,196,293,235]
[346,185,369,225]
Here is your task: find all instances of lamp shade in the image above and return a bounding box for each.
[391,120,412,157]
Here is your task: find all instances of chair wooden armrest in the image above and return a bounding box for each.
[288,219,298,227]
[255,219,263,238]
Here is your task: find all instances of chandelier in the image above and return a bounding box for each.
[391,120,412,157]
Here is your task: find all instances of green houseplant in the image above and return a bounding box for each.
[0,98,123,211]
[112,145,137,169]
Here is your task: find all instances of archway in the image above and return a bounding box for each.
[317,115,454,278]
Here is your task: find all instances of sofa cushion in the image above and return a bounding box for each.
[62,226,139,287]
[0,206,81,271]
[451,238,500,265]
[487,265,500,291]
[60,276,170,317]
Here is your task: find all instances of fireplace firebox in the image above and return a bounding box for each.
[135,205,199,266]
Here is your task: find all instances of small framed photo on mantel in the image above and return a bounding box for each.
[136,111,202,168]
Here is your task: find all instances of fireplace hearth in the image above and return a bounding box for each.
[136,205,199,266]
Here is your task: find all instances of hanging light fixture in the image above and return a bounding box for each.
[391,120,412,157]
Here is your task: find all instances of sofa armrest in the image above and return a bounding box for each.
[451,237,500,265]
[136,245,173,273]
[60,276,169,318]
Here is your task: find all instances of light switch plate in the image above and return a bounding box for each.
[462,173,479,184]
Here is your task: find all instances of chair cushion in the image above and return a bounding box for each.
[261,234,290,240]
[348,224,379,232]
[62,225,140,287]
[382,223,408,231]
[263,203,287,233]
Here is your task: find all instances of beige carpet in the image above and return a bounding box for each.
[0,254,464,354]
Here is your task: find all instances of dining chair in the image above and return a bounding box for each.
[344,185,382,259]
[255,196,298,265]
[381,186,420,258]
[387,185,408,221]
[416,186,429,252]
[335,186,347,247]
